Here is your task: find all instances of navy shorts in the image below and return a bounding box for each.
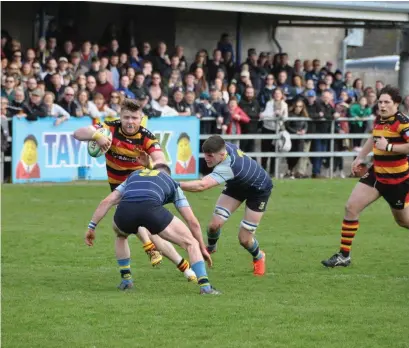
[113,201,174,235]
[222,184,272,212]
[359,166,409,210]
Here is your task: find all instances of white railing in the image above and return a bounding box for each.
[200,116,375,179]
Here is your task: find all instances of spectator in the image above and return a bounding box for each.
[108,53,120,89]
[129,46,142,71]
[167,69,183,92]
[151,41,170,75]
[260,87,288,174]
[86,56,101,79]
[239,86,260,154]
[353,78,364,100]
[184,91,199,116]
[214,78,229,104]
[194,67,208,97]
[95,70,114,103]
[69,52,89,79]
[258,74,276,110]
[401,95,409,116]
[22,89,47,121]
[151,94,178,116]
[149,71,167,102]
[48,73,66,101]
[285,99,308,178]
[217,33,234,61]
[43,91,70,125]
[130,72,149,99]
[1,75,16,102]
[207,49,226,83]
[140,42,151,60]
[80,41,94,69]
[169,88,190,116]
[375,80,384,98]
[174,45,187,67]
[349,96,372,149]
[58,87,80,116]
[109,92,124,114]
[163,55,181,81]
[9,87,26,116]
[77,90,104,120]
[273,53,294,84]
[183,73,196,95]
[93,93,117,122]
[117,75,135,99]
[189,51,207,74]
[226,97,250,136]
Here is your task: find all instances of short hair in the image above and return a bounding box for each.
[202,135,225,153]
[177,132,190,144]
[379,85,402,104]
[121,98,141,113]
[153,163,171,175]
[24,134,38,147]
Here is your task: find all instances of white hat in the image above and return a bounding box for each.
[276,130,292,152]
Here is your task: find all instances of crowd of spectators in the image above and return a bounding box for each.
[2,28,409,180]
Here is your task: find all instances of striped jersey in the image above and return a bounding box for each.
[96,119,161,185]
[116,169,190,209]
[372,112,409,184]
[209,142,273,191]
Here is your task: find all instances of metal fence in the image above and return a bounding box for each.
[1,116,374,182]
[200,116,375,179]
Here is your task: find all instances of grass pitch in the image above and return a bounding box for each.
[2,180,409,348]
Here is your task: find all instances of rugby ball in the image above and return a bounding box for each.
[87,128,112,157]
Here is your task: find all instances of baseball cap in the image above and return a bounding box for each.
[306,90,316,97]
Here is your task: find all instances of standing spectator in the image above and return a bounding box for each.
[273,53,294,84]
[60,40,74,60]
[162,55,181,81]
[239,86,261,154]
[108,53,120,89]
[86,56,101,79]
[401,95,409,116]
[69,52,89,79]
[258,74,276,110]
[80,41,94,69]
[305,59,321,86]
[194,67,208,97]
[151,94,178,116]
[259,87,288,174]
[349,96,372,149]
[48,73,66,101]
[140,42,151,60]
[22,89,47,121]
[183,73,196,95]
[151,41,170,76]
[226,97,250,136]
[168,88,190,116]
[189,51,207,74]
[353,78,364,100]
[130,72,149,99]
[285,99,308,178]
[129,46,142,71]
[95,70,114,103]
[217,33,234,61]
[375,80,384,98]
[207,49,226,83]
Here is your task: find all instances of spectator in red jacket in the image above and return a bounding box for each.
[226,97,250,135]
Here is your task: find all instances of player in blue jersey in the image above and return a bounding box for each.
[180,135,273,276]
[85,163,220,295]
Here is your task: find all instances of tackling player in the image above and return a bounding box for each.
[73,99,196,281]
[85,163,220,295]
[180,135,273,276]
[322,86,409,267]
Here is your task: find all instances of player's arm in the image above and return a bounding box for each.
[375,124,409,154]
[180,162,234,192]
[180,175,219,192]
[357,137,374,159]
[73,124,111,152]
[84,183,125,246]
[142,131,165,169]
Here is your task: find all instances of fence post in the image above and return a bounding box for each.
[274,118,280,179]
[329,119,335,179]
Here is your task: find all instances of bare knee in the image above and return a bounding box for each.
[180,235,200,250]
[395,218,409,229]
[238,231,253,248]
[344,200,361,219]
[208,220,222,234]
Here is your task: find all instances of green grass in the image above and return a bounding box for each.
[2,180,409,348]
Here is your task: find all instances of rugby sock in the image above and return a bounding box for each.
[246,238,263,261]
[339,219,359,257]
[177,258,190,273]
[207,228,221,251]
[143,241,156,253]
[117,258,132,280]
[191,261,211,291]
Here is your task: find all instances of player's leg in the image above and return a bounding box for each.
[158,216,220,295]
[136,227,163,266]
[238,190,271,276]
[112,221,134,290]
[387,182,409,229]
[321,179,380,268]
[149,233,197,282]
[207,192,242,253]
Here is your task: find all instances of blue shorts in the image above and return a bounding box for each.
[113,201,174,235]
[222,184,272,212]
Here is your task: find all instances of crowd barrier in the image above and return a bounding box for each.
[4,115,373,183]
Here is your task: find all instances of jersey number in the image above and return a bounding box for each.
[138,169,160,177]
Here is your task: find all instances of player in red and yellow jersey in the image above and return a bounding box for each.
[73,99,197,283]
[322,86,409,268]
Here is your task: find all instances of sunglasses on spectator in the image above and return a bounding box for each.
[111,95,119,98]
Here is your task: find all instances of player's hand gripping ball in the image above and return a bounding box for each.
[88,128,112,157]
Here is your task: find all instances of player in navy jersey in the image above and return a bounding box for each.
[180,135,273,276]
[85,163,220,295]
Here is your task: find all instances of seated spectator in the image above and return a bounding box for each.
[21,89,47,121]
[95,69,114,103]
[69,52,88,79]
[149,71,167,102]
[77,90,104,120]
[167,69,183,93]
[136,93,161,119]
[86,56,101,79]
[151,94,178,116]
[183,73,196,95]
[184,91,199,116]
[213,78,229,104]
[117,75,135,99]
[48,73,66,102]
[9,87,26,116]
[1,75,16,102]
[162,55,181,81]
[169,87,190,116]
[126,66,136,82]
[109,91,124,113]
[130,72,149,99]
[118,53,129,77]
[129,46,142,71]
[58,87,80,116]
[43,91,70,125]
[93,92,117,122]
